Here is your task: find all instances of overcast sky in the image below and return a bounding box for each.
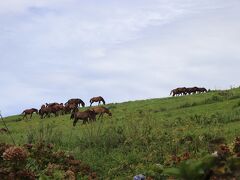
[0,0,240,116]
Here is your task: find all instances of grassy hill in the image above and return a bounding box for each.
[1,88,240,179]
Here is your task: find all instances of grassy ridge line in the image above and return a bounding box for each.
[1,88,240,178]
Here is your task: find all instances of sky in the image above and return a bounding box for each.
[0,0,240,116]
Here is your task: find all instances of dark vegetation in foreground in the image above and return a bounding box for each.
[0,142,97,179]
[1,88,240,179]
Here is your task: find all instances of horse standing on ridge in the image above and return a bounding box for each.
[65,98,85,108]
[90,96,105,106]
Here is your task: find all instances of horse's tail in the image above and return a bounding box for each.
[170,90,173,95]
[102,98,105,105]
[21,111,25,115]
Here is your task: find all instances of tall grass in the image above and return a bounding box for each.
[1,87,240,178]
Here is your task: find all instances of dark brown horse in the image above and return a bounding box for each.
[90,96,105,106]
[65,98,85,107]
[90,106,112,119]
[39,105,61,119]
[197,87,207,93]
[46,102,59,107]
[186,87,199,95]
[70,108,96,126]
[170,87,187,96]
[22,108,38,119]
[171,86,208,96]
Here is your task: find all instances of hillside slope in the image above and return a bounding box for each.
[1,88,240,179]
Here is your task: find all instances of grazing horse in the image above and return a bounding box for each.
[197,87,207,93]
[186,87,199,95]
[22,108,38,120]
[65,98,85,107]
[90,106,112,119]
[171,86,208,97]
[70,108,96,126]
[39,105,50,119]
[46,102,59,107]
[39,105,60,119]
[170,87,186,97]
[90,96,105,106]
[64,103,78,114]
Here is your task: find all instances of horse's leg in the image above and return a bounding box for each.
[82,118,87,124]
[44,112,49,118]
[30,113,33,119]
[73,118,78,126]
[98,113,103,120]
[22,114,26,120]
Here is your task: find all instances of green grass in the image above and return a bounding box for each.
[1,88,240,179]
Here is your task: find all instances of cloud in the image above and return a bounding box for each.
[0,0,240,116]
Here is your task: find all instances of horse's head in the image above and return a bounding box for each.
[33,108,39,114]
[107,109,112,116]
[81,101,85,107]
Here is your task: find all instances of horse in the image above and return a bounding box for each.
[186,87,199,95]
[65,98,85,107]
[22,108,38,120]
[70,108,96,126]
[197,87,207,93]
[64,103,78,114]
[39,105,50,119]
[170,87,187,97]
[170,86,208,97]
[55,103,65,115]
[39,105,60,119]
[90,96,105,106]
[90,106,112,119]
[46,102,59,107]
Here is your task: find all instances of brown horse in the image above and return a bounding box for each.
[46,102,59,107]
[90,96,105,106]
[70,108,96,126]
[39,105,61,119]
[90,106,112,119]
[64,103,78,114]
[39,105,50,119]
[170,87,187,96]
[22,108,38,119]
[197,87,207,93]
[186,87,199,95]
[65,98,85,107]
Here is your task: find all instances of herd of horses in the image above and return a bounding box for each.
[170,87,208,96]
[21,96,111,126]
[21,87,208,126]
